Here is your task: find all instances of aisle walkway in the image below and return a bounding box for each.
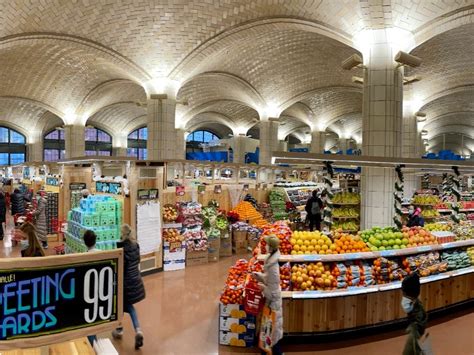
[1,227,472,354]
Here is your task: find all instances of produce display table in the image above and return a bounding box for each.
[258,239,474,336]
[282,270,473,334]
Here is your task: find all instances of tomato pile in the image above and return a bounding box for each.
[260,221,293,255]
[220,259,249,305]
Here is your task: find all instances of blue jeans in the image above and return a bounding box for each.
[118,302,140,332]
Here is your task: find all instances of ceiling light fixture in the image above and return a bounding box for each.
[351,76,364,84]
[403,75,421,85]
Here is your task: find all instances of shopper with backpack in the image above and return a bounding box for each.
[305,190,323,231]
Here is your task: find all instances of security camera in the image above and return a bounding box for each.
[342,54,363,70]
[394,51,421,68]
[351,76,364,84]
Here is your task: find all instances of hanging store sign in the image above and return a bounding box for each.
[0,250,123,349]
[96,181,122,195]
[46,177,60,186]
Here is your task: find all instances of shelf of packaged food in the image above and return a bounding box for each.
[257,239,474,263]
[280,266,474,298]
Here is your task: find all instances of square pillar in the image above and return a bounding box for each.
[64,125,85,159]
[28,139,43,162]
[360,29,404,229]
[310,131,326,153]
[259,119,279,165]
[175,128,186,160]
[147,97,177,160]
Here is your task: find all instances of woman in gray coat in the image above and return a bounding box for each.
[254,235,283,355]
[33,191,48,249]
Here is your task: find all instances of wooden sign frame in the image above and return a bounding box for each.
[0,250,123,350]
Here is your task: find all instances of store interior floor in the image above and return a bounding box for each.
[1,230,473,355]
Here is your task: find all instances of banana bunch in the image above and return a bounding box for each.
[333,207,359,218]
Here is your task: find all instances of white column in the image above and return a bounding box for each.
[360,29,404,229]
[175,128,186,160]
[402,88,421,197]
[147,96,177,160]
[310,131,326,153]
[259,118,279,165]
[232,134,246,164]
[339,138,349,154]
[28,131,43,162]
[64,125,85,159]
[113,147,128,157]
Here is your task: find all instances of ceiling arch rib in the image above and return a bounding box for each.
[123,115,148,137]
[180,99,259,133]
[0,35,148,118]
[87,102,146,137]
[408,23,474,103]
[180,24,361,108]
[178,72,265,111]
[185,112,237,134]
[77,79,147,118]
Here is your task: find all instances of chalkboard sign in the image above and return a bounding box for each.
[0,250,123,349]
[69,182,87,191]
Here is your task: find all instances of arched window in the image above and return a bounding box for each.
[0,127,26,165]
[186,130,220,152]
[127,127,147,159]
[43,128,65,162]
[85,127,112,156]
[43,126,112,160]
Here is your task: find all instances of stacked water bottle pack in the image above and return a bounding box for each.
[65,195,123,253]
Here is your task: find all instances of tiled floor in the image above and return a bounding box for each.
[1,221,473,354]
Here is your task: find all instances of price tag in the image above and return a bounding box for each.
[292,291,320,299]
[380,250,397,257]
[303,255,322,262]
[344,253,362,260]
[442,242,457,249]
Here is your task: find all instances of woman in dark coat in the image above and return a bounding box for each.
[10,188,26,216]
[0,192,6,240]
[112,224,145,350]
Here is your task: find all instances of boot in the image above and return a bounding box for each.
[135,330,144,350]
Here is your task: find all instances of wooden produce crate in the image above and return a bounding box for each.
[186,249,209,266]
[208,237,220,262]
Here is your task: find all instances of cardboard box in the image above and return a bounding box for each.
[232,230,247,243]
[219,331,255,347]
[220,238,232,257]
[232,239,248,254]
[219,316,256,333]
[186,250,208,266]
[208,238,220,262]
[219,303,250,318]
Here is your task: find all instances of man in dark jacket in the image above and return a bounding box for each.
[305,190,323,231]
[10,188,26,216]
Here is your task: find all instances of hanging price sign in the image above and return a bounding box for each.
[0,250,123,349]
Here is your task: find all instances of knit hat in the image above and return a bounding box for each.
[264,235,280,252]
[402,272,420,298]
